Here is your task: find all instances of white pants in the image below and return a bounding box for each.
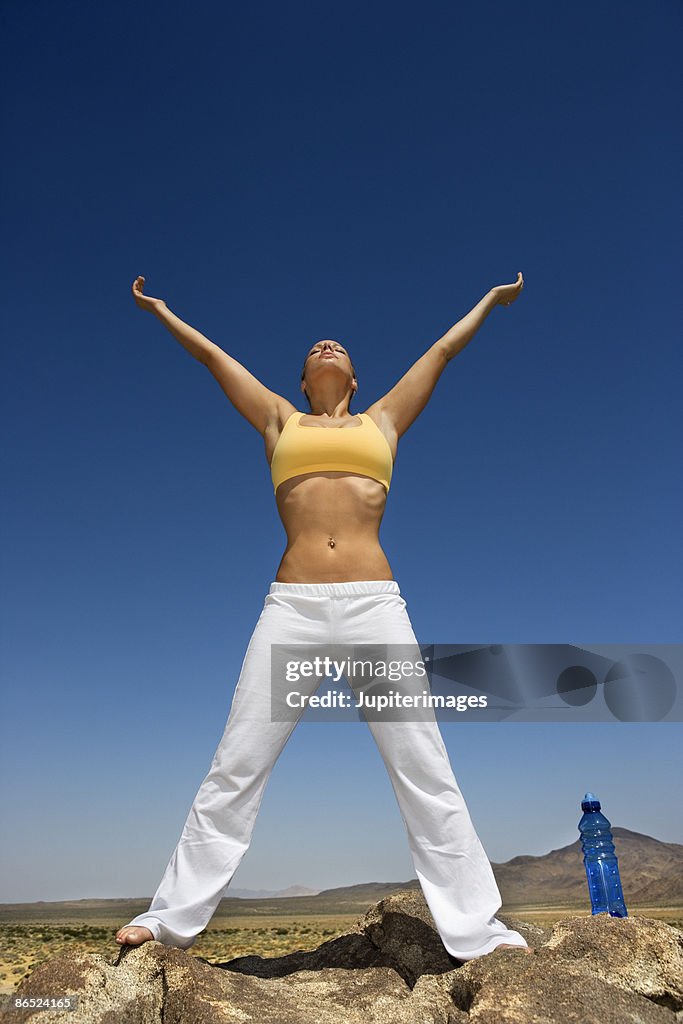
[124,580,527,960]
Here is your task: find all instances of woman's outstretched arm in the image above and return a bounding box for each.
[439,273,523,361]
[131,276,292,435]
[367,273,524,441]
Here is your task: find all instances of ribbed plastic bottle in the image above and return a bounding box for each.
[579,792,628,917]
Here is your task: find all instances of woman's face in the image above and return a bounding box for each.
[305,339,350,363]
[302,341,357,397]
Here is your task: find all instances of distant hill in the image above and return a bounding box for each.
[1,828,680,923]
[301,827,683,911]
[491,827,683,907]
[228,885,320,899]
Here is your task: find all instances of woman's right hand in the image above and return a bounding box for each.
[131,276,167,314]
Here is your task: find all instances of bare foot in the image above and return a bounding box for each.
[115,926,154,946]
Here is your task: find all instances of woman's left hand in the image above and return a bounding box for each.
[492,272,524,307]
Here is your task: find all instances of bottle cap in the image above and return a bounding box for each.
[581,792,601,811]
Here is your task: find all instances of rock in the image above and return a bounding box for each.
[2,891,681,1023]
[447,953,676,1023]
[359,889,459,986]
[444,910,683,1023]
[214,929,397,977]
[541,914,683,1009]
[1,942,453,1024]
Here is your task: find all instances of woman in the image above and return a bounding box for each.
[116,272,532,960]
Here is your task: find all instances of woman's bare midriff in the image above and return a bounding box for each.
[274,472,393,582]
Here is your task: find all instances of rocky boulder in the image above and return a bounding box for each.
[2,891,682,1023]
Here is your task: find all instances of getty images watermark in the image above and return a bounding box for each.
[269,644,683,723]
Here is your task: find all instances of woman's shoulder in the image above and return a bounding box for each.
[273,401,301,430]
[360,403,398,458]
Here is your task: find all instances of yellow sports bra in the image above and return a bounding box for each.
[270,412,394,495]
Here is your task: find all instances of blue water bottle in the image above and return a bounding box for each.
[579,792,628,917]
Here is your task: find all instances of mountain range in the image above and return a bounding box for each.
[218,827,682,912]
[2,828,680,919]
[228,885,320,900]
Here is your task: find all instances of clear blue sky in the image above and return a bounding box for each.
[1,1,681,902]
